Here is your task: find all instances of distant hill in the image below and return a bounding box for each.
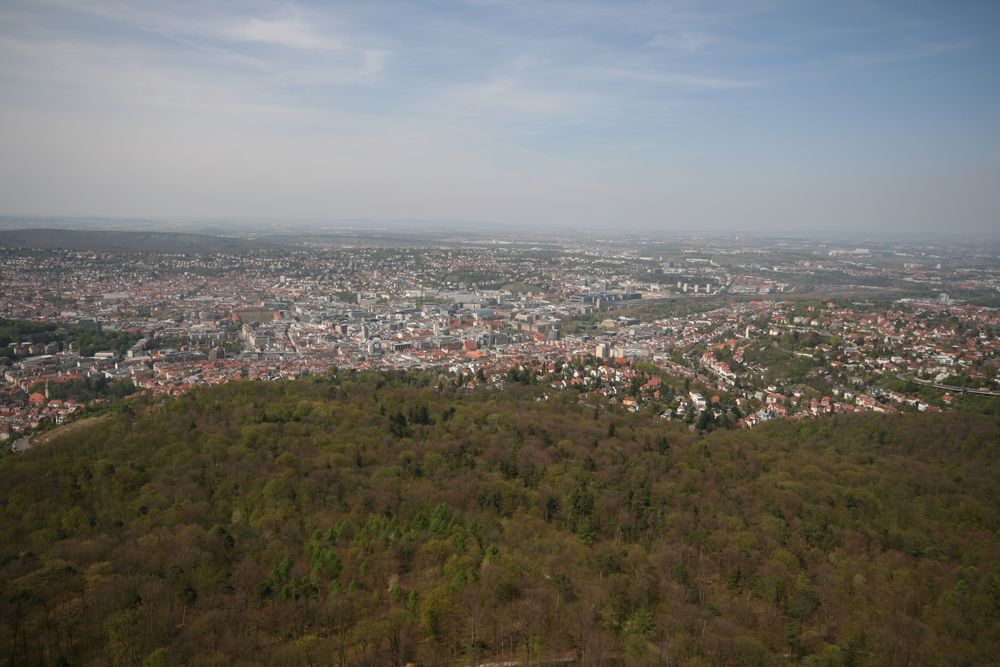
[0,228,279,254]
[258,229,469,248]
[1,371,998,665]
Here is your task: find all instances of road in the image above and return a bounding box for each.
[896,374,1000,397]
[9,414,110,452]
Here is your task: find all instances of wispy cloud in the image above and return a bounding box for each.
[441,75,592,116]
[224,16,342,51]
[0,35,302,120]
[15,1,391,81]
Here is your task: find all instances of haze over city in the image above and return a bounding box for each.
[1,0,998,236]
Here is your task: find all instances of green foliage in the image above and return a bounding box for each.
[66,324,140,357]
[31,375,137,403]
[0,318,59,348]
[0,318,140,357]
[0,371,998,665]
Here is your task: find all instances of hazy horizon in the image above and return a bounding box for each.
[4,214,999,245]
[1,1,998,236]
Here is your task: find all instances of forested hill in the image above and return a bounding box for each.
[1,372,998,666]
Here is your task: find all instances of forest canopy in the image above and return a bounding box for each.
[1,370,998,666]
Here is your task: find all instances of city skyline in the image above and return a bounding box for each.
[1,0,998,235]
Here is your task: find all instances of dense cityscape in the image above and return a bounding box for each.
[3,229,998,449]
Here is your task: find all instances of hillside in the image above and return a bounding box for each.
[1,371,998,666]
[0,228,276,254]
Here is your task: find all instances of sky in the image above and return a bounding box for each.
[0,0,998,236]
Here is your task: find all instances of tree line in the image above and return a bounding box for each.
[1,369,998,665]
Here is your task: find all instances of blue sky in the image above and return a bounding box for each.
[1,0,998,235]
